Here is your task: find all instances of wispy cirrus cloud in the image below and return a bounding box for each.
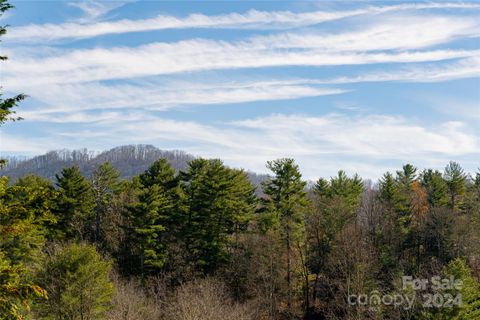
[6,2,480,42]
[245,15,479,51]
[18,79,346,116]
[323,56,480,84]
[3,14,479,88]
[14,56,479,118]
[5,46,477,89]
[68,0,133,22]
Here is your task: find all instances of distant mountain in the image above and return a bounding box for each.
[1,145,193,181]
[1,145,268,187]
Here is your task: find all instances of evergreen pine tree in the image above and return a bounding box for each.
[262,158,309,310]
[421,169,449,207]
[53,166,95,240]
[0,176,48,319]
[180,158,256,274]
[1,176,55,264]
[124,159,181,276]
[444,161,467,210]
[34,243,114,320]
[127,184,171,276]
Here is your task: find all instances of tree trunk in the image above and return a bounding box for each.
[95,208,101,243]
[312,273,320,307]
[270,249,276,319]
[286,223,292,311]
[297,241,309,312]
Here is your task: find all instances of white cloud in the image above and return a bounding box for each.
[3,45,478,89]
[410,91,480,121]
[126,113,480,179]
[12,112,477,179]
[249,16,478,52]
[324,56,480,84]
[16,80,346,116]
[0,131,54,155]
[3,13,478,89]
[7,3,480,42]
[232,114,478,157]
[10,56,479,118]
[68,0,130,22]
[19,110,147,124]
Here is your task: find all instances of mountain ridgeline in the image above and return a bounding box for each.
[1,144,268,186]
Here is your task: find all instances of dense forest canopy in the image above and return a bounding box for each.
[1,151,479,319]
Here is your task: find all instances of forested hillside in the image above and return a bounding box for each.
[1,145,194,180]
[1,145,269,188]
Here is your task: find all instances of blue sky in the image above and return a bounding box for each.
[1,0,479,179]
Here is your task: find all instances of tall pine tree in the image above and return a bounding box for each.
[180,158,256,274]
[262,158,309,310]
[92,162,122,246]
[124,159,179,277]
[444,161,467,210]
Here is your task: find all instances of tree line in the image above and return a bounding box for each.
[1,155,479,319]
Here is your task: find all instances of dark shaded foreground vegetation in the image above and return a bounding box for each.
[1,156,479,319]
